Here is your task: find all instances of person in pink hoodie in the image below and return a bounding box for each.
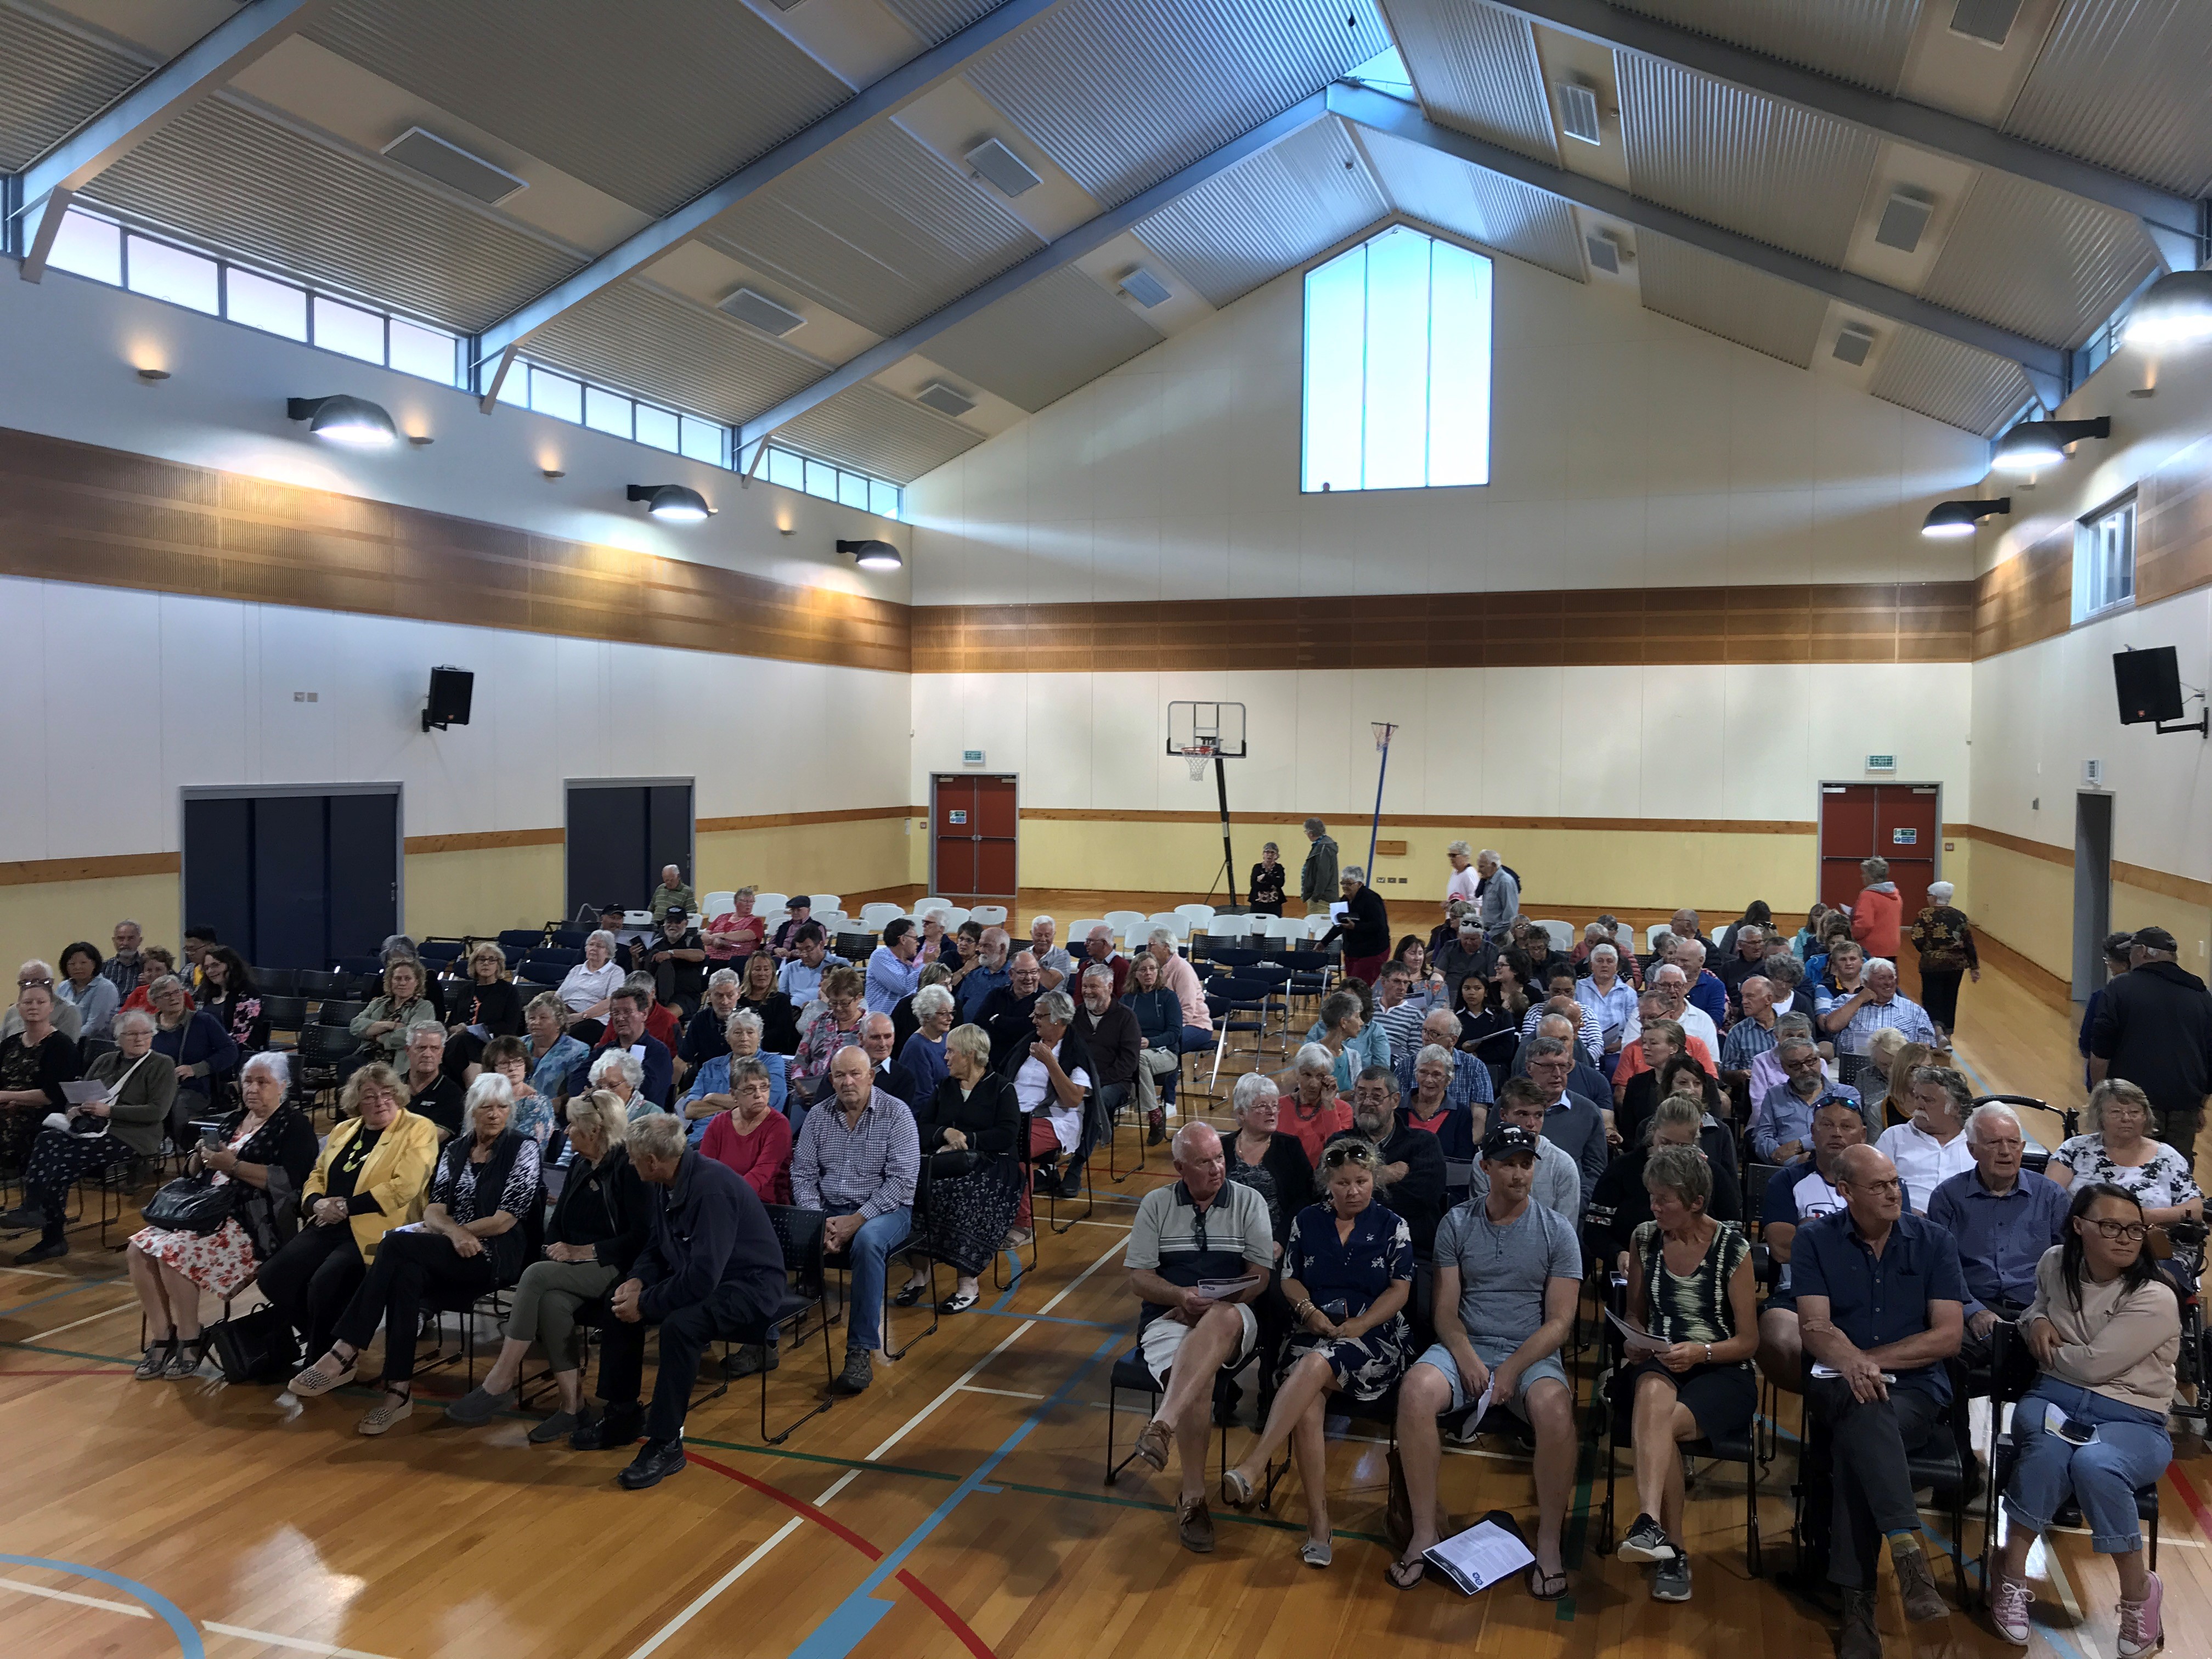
[1849,857,1903,960]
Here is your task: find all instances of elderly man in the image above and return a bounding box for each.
[1875,1064,1977,1214]
[770,895,815,959]
[776,924,847,1009]
[1716,923,1771,1010]
[1025,916,1074,991]
[102,921,146,1001]
[1719,975,1780,1095]
[791,1046,919,1396]
[1754,1094,1882,1393]
[646,907,708,1018]
[1822,958,1937,1087]
[1081,923,1131,998]
[1392,1123,1581,1598]
[1475,849,1519,943]
[1750,1011,1826,1102]
[1322,865,1392,985]
[864,918,924,1016]
[1126,1122,1275,1552]
[0,961,82,1045]
[572,1113,787,1488]
[856,1012,901,1097]
[1675,939,1729,1035]
[1467,1078,1582,1223]
[1395,1007,1494,1113]
[646,866,695,926]
[955,926,1013,1022]
[580,986,674,1109]
[2091,924,2212,1161]
[1668,908,1710,951]
[680,968,745,1081]
[1926,1102,2068,1367]
[978,950,1045,1071]
[1794,1143,1966,1655]
[1432,912,1499,1008]
[1513,1006,1606,1097]
[1326,1066,1447,1252]
[400,1024,465,1139]
[1075,963,1141,1153]
[1645,963,1717,1058]
[1752,1037,1868,1164]
[1299,818,1340,917]
[1523,1035,1608,1204]
[1003,989,1094,1202]
[1443,839,1481,914]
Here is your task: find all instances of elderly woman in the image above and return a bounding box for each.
[897,1023,1023,1316]
[2049,1079,2205,1227]
[1221,1139,1414,1565]
[257,1063,439,1367]
[1906,881,1979,1041]
[522,992,589,1105]
[145,974,236,1141]
[198,947,268,1058]
[703,885,767,963]
[0,981,81,1171]
[448,1089,646,1438]
[1989,1183,2180,1654]
[589,1047,651,1122]
[1121,949,1183,1137]
[1613,1143,1758,1599]
[679,967,745,1081]
[5,1006,179,1264]
[348,957,437,1071]
[120,946,179,1015]
[1576,944,1638,1077]
[1277,1043,1355,1166]
[555,930,627,1045]
[1590,1094,1742,1271]
[1224,1071,1313,1245]
[57,942,120,1047]
[1849,856,1903,960]
[732,947,802,1054]
[699,1057,794,1204]
[1402,1042,1481,1157]
[291,1073,541,1433]
[791,964,868,1101]
[481,1036,556,1148]
[683,1010,790,1141]
[443,942,523,1081]
[897,982,957,1108]
[1307,989,1383,1090]
[125,1051,314,1376]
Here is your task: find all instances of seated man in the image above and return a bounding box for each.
[1431,912,1499,1008]
[858,1011,901,1098]
[1513,1007,1609,1101]
[1925,1101,2067,1366]
[1649,963,1718,1058]
[1516,994,1602,1067]
[1073,963,1141,1150]
[572,1112,787,1489]
[1719,975,1779,1097]
[644,907,708,1019]
[1522,1035,1609,1206]
[1392,1124,1582,1598]
[1794,1144,1966,1655]
[1392,1008,1495,1118]
[1079,924,1131,1000]
[1328,1065,1448,1252]
[1003,990,1094,1201]
[1372,961,1427,1062]
[579,986,674,1109]
[955,927,1013,1023]
[1752,1037,1867,1164]
[1875,1063,1976,1213]
[679,968,744,1085]
[789,1046,919,1397]
[775,924,847,1009]
[1716,923,1771,1011]
[770,895,814,959]
[1677,940,1730,1036]
[1027,915,1075,991]
[1466,1077,1582,1224]
[979,951,1045,1071]
[1824,958,1938,1088]
[865,919,924,1016]
[1754,1093,1881,1393]
[400,1023,465,1140]
[1750,1011,1830,1102]
[1125,1122,1275,1555]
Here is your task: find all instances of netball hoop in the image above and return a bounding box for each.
[1166,702,1247,907]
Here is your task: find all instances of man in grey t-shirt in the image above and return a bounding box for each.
[1391,1126,1582,1598]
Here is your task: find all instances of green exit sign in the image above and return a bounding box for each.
[1866,754,1896,771]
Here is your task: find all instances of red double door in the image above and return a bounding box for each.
[933,775,1017,900]
[1818,783,1941,917]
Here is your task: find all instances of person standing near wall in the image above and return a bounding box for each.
[1300,820,1339,918]
[2091,927,2212,1167]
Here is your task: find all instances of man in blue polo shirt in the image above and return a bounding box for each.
[1925,1102,2069,1368]
[1751,1037,1868,1163]
[1793,1143,1966,1658]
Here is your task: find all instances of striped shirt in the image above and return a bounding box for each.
[1375,1000,1427,1062]
[1835,991,1937,1056]
[1520,1003,1602,1063]
[1629,1218,1750,1348]
[791,1086,919,1220]
[1720,1014,1780,1073]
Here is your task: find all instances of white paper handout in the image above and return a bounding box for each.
[60,1080,114,1106]
[1421,1518,1537,1595]
[1606,1308,1668,1355]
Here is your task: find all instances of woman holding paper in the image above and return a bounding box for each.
[1,1006,174,1263]
[1613,1144,1757,1602]
[1220,1138,1413,1566]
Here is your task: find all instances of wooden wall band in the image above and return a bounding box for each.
[403,830,566,856]
[1021,808,1818,834]
[696,806,926,833]
[0,852,180,887]
[1946,825,2211,908]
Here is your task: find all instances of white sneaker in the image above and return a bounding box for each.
[1988,1574,2033,1646]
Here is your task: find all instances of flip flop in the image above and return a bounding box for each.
[1527,1566,1571,1601]
[1386,1554,1427,1590]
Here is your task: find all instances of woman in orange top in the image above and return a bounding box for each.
[1848,856,1903,960]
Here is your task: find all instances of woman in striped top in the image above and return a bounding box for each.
[1612,1144,1757,1601]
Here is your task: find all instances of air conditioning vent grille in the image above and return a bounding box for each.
[381,127,527,206]
[718,286,806,336]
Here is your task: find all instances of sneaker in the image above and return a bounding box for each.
[827,1347,873,1396]
[1989,1573,2033,1645]
[2116,1570,2163,1658]
[527,1410,579,1445]
[1176,1494,1215,1554]
[569,1404,640,1451]
[444,1385,516,1426]
[1893,1541,1946,1622]
[1652,1554,1692,1602]
[722,1344,778,1380]
[1616,1513,1678,1564]
[618,1437,689,1491]
[356,1390,414,1436]
[1132,1417,1172,1472]
[1839,1588,1882,1659]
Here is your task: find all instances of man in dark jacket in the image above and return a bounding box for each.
[1328,1066,1448,1255]
[2092,926,2212,1163]
[979,950,1045,1070]
[1299,819,1339,916]
[1074,962,1141,1155]
[577,1113,786,1488]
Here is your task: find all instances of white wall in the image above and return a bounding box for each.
[906,253,1993,604]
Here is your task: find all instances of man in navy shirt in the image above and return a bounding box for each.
[1925,1102,2069,1369]
[1753,1093,1893,1394]
[1794,1144,1965,1655]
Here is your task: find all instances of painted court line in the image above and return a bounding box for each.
[0,1554,204,1658]
[0,1573,150,1616]
[202,1622,399,1659]
[622,1517,805,1659]
[957,1384,1048,1401]
[33,1300,138,1342]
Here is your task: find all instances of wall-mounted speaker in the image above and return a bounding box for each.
[423,665,474,732]
[2113,646,2183,725]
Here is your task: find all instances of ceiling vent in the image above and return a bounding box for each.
[767,0,808,8]
[915,380,977,417]
[381,127,526,205]
[1832,323,1877,366]
[965,138,1041,198]
[1874,188,1935,253]
[718,287,806,336]
[1949,0,2022,47]
[1118,267,1172,307]
[1584,230,1628,274]
[1556,80,1602,145]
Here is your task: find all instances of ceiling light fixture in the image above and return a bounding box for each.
[627,483,712,521]
[1991,415,2111,473]
[719,286,806,336]
[1873,188,1934,254]
[287,394,398,448]
[1920,496,2011,538]
[915,380,976,417]
[837,538,902,571]
[136,367,171,382]
[2125,268,2212,349]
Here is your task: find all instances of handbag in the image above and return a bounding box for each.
[141,1172,238,1235]
[211,1304,297,1383]
[928,1147,978,1180]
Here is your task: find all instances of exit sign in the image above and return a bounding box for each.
[1866,754,1896,771]
[962,749,985,766]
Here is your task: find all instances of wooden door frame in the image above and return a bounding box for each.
[929,771,1020,900]
[1814,780,1944,901]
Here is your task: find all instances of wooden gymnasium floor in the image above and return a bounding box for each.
[3,899,2206,1659]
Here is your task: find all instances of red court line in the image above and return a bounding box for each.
[2165,1461,2212,1539]
[683,1449,1000,1659]
[0,1369,119,1376]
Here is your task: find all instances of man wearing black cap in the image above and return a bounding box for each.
[771,898,814,961]
[647,908,708,1018]
[2092,925,2212,1163]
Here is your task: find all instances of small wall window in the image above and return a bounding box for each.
[2074,494,2136,622]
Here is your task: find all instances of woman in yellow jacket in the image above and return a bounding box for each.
[255,1062,439,1367]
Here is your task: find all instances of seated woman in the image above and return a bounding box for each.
[1277,1044,1355,1167]
[1402,1043,1481,1158]
[481,1036,556,1148]
[1223,1071,1314,1248]
[1307,989,1383,1091]
[347,958,436,1074]
[290,1073,541,1434]
[1616,1018,1692,1147]
[1989,1183,2179,1655]
[699,1056,794,1204]
[147,974,236,1143]
[1120,950,1183,1138]
[895,983,957,1108]
[703,885,767,966]
[589,1048,650,1122]
[790,966,868,1104]
[897,1023,1023,1316]
[1453,962,1523,1079]
[0,981,83,1183]
[555,931,627,1046]
[5,1007,177,1263]
[891,963,952,1057]
[120,946,180,1015]
[732,948,801,1055]
[1221,1139,1414,1566]
[443,942,523,1082]
[125,1050,314,1377]
[1614,1145,1757,1600]
[256,1063,440,1369]
[681,1009,789,1141]
[445,1089,646,1439]
[57,941,120,1048]
[1655,1052,1740,1183]
[198,947,268,1063]
[522,992,589,1109]
[2048,1079,2204,1239]
[1590,1096,1742,1272]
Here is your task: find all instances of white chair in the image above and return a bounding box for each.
[1646,924,1667,952]
[860,901,904,930]
[1069,920,1111,946]
[703,890,736,917]
[1103,910,1146,934]
[1147,912,1187,937]
[934,906,972,929]
[1614,923,1635,951]
[1305,914,1335,940]
[623,910,653,930]
[918,896,950,912]
[754,893,789,914]
[811,895,843,915]
[1267,915,1307,943]
[1175,904,1217,931]
[816,913,851,934]
[970,904,1009,927]
[761,911,789,939]
[1537,919,1573,952]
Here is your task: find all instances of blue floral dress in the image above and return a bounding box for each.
[1279,1200,1414,1400]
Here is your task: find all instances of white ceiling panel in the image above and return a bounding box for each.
[1381,0,1559,162]
[922,264,1165,411]
[1867,326,2033,437]
[879,0,1006,46]
[1919,171,2162,349]
[1611,0,1926,93]
[1637,234,1827,368]
[775,378,984,482]
[0,1,149,171]
[1358,123,1584,280]
[524,281,824,426]
[2002,0,2212,197]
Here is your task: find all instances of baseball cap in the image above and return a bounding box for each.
[1480,1124,1542,1161]
[2133,926,2179,955]
[665,906,688,922]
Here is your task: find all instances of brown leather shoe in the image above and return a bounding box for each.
[1177,1494,1215,1554]
[1133,1417,1172,1472]
[1893,1543,1946,1622]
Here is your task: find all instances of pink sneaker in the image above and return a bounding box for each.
[2117,1570,2163,1658]
[1988,1574,2033,1646]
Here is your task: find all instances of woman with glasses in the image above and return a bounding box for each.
[2047,1078,2204,1242]
[1988,1183,2179,1655]
[1218,1137,1413,1566]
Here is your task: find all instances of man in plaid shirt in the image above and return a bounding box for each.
[791,1047,919,1398]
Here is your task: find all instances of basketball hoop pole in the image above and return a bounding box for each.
[1214,748,1239,908]
[1367,722,1398,876]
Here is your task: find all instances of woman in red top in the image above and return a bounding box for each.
[699,1056,792,1204]
[703,887,768,965]
[1276,1043,1354,1166]
[1848,856,1903,960]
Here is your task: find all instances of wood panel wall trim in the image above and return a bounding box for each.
[403,830,566,856]
[2114,861,2212,909]
[0,426,910,675]
[0,852,180,887]
[1949,823,2072,866]
[697,806,925,833]
[1019,808,1816,834]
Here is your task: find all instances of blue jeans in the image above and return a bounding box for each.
[2004,1381,2171,1553]
[827,1203,912,1353]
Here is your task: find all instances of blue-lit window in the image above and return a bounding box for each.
[1301,223,1492,493]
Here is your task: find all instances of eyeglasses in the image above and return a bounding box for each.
[2089,1219,2151,1243]
[1849,1178,1903,1197]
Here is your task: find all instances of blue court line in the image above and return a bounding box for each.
[986,1249,1023,1313]
[1,1278,114,1318]
[785,1333,1119,1659]
[0,1553,203,1657]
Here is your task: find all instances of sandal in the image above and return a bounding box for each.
[893,1282,930,1307]
[938,1289,979,1313]
[1386,1553,1427,1590]
[1527,1565,1571,1601]
[134,1340,176,1381]
[287,1355,356,1398]
[162,1338,206,1380]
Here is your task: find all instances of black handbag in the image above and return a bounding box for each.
[928,1147,979,1179]
[141,1173,238,1235]
[211,1304,297,1383]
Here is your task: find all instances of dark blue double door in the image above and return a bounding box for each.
[182,788,400,970]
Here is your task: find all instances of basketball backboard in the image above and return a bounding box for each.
[1166,701,1248,759]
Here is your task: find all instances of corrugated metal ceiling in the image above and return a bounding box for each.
[1379,0,1559,163]
[775,379,983,482]
[1127,115,1386,308]
[921,264,1164,411]
[1357,123,1585,281]
[0,2,150,172]
[1919,171,2162,349]
[964,0,1389,207]
[1611,0,1925,93]
[305,0,855,218]
[1636,233,1827,368]
[1867,326,2033,438]
[523,281,823,427]
[2003,0,2212,198]
[880,0,1007,47]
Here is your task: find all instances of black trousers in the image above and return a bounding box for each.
[333,1229,498,1384]
[257,1222,366,1362]
[595,1278,782,1442]
[2154,1106,2202,1169]
[1920,969,1964,1032]
[1804,1378,1946,1590]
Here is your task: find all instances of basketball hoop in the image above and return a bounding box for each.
[1372,721,1398,752]
[1184,740,1218,782]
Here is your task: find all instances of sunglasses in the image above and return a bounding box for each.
[1321,1144,1378,1169]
